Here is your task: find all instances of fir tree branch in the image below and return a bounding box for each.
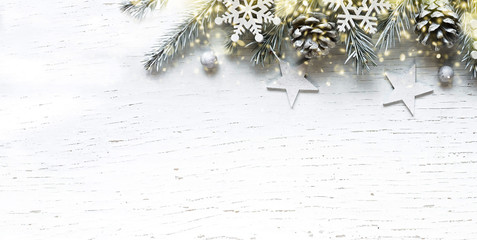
[121,0,168,19]
[470,0,477,13]
[460,33,477,77]
[375,0,418,51]
[250,24,287,66]
[275,0,297,18]
[345,27,377,74]
[247,0,321,65]
[453,0,477,14]
[224,26,241,54]
[144,0,218,72]
[275,0,320,18]
[321,0,377,73]
[459,12,477,77]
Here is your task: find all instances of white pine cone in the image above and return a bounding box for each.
[289,13,338,59]
[415,0,460,51]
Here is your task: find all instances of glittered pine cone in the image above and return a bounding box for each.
[415,0,460,51]
[289,13,338,59]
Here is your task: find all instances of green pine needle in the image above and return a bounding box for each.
[121,0,168,19]
[459,16,477,78]
[345,27,377,74]
[375,0,418,51]
[250,24,287,66]
[144,0,218,72]
[247,0,321,65]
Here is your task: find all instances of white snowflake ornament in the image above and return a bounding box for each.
[324,0,391,34]
[215,0,281,42]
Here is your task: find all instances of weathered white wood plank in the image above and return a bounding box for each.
[1,1,477,240]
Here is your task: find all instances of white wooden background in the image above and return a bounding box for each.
[1,1,477,239]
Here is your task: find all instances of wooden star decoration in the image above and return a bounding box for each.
[384,65,433,116]
[267,61,319,108]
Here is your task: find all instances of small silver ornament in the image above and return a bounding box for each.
[438,66,454,84]
[200,51,218,70]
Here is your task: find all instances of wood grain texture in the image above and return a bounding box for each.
[1,1,477,239]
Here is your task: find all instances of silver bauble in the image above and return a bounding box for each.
[200,51,217,70]
[438,66,454,83]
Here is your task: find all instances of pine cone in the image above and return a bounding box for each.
[289,13,338,59]
[415,0,460,51]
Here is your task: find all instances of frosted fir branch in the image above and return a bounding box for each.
[224,26,240,54]
[144,0,218,72]
[274,0,296,18]
[470,0,477,13]
[459,12,477,78]
[320,0,377,74]
[345,27,377,74]
[275,0,320,18]
[453,0,477,14]
[460,33,477,77]
[246,0,321,65]
[121,0,168,19]
[375,0,418,51]
[250,24,287,66]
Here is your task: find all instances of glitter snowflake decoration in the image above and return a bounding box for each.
[215,0,281,42]
[324,0,391,34]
